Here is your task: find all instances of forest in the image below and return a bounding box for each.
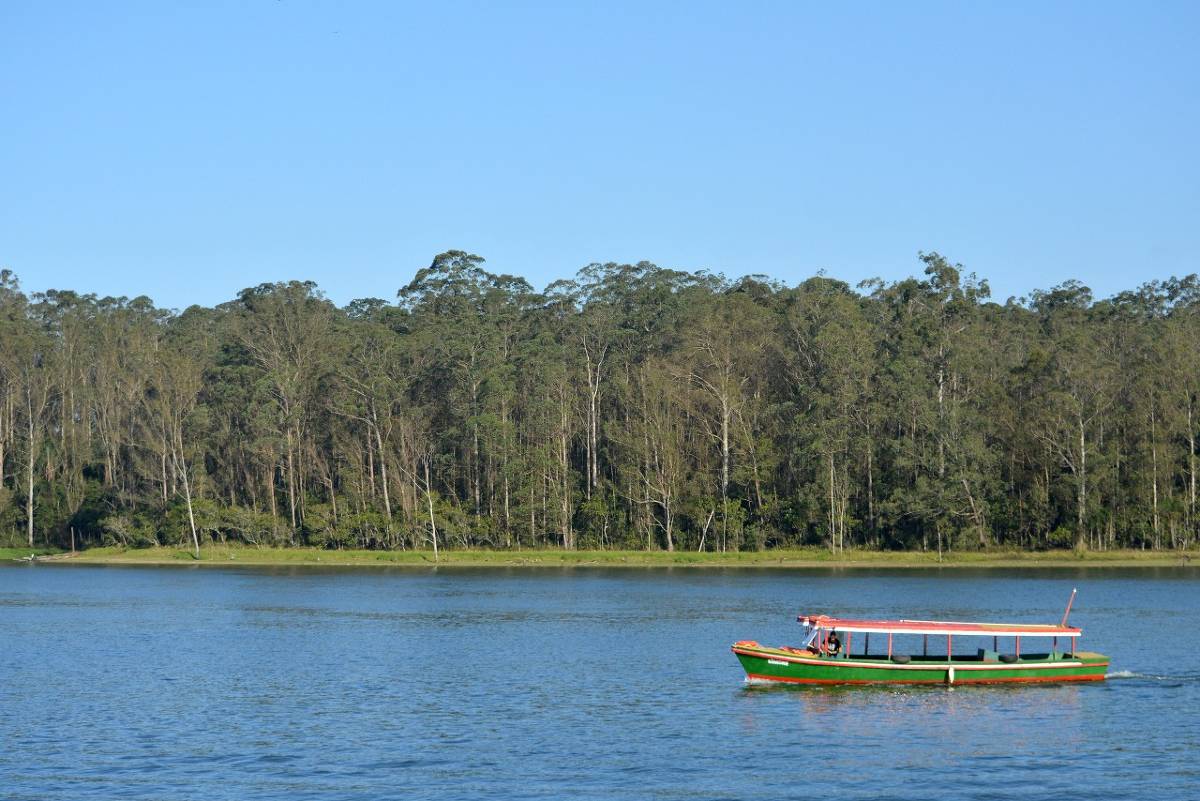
[2,251,1198,555]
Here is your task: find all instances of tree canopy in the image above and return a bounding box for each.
[1,254,1197,553]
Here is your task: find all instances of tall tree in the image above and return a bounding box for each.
[234,281,334,540]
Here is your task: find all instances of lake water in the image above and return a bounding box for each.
[1,565,1198,800]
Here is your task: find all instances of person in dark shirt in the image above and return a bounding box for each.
[826,631,842,656]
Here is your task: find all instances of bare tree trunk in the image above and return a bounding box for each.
[423,458,439,561]
[962,476,988,547]
[504,472,511,547]
[501,399,511,545]
[937,359,946,479]
[372,417,392,524]
[286,426,297,540]
[0,398,5,494]
[740,411,765,514]
[473,423,481,515]
[528,479,536,549]
[327,475,338,528]
[664,497,674,552]
[720,397,729,553]
[175,431,200,558]
[1077,417,1087,547]
[26,413,35,548]
[641,413,653,551]
[160,442,169,504]
[583,345,606,497]
[866,437,876,544]
[1151,408,1160,549]
[697,508,715,552]
[367,428,375,499]
[410,453,421,548]
[590,389,599,493]
[471,376,482,516]
[559,395,573,549]
[828,451,837,553]
[1189,399,1197,543]
[269,464,279,540]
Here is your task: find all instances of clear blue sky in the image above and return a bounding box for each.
[2,1,1197,309]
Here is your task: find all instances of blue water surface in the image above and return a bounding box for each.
[1,564,1197,800]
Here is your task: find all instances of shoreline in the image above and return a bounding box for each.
[3,545,1197,569]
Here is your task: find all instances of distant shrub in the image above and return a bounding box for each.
[100,514,159,548]
[1047,526,1075,549]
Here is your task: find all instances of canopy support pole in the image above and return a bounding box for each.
[1061,587,1077,627]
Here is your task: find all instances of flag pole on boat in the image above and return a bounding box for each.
[1060,587,1077,627]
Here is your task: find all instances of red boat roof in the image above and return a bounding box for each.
[798,614,1081,638]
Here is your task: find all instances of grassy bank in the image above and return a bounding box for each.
[5,544,1197,568]
[0,547,63,561]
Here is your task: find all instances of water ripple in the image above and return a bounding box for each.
[1,565,1197,800]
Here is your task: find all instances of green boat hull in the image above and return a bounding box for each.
[732,643,1109,685]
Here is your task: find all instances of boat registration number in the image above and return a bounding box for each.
[767,659,789,666]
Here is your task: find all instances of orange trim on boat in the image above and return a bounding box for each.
[745,672,1107,685]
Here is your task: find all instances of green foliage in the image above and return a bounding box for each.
[1047,527,1076,549]
[100,514,160,548]
[333,511,388,550]
[0,486,17,541]
[0,256,1198,553]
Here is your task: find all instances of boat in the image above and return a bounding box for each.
[732,589,1108,685]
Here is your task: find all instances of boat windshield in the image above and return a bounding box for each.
[800,621,820,649]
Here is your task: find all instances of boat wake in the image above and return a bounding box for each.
[743,676,782,687]
[1107,669,1200,683]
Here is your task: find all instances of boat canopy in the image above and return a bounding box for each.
[797,614,1081,638]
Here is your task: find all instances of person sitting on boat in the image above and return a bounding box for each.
[826,631,842,657]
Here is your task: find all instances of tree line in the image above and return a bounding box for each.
[2,251,1198,554]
